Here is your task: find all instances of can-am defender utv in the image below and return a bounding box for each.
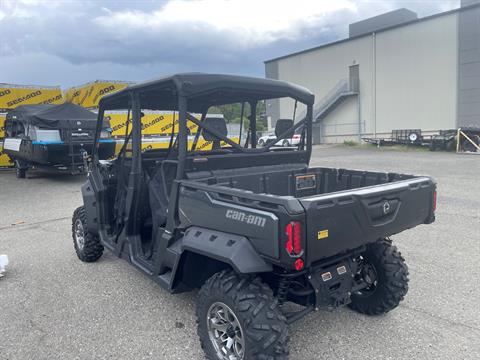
[3,103,115,178]
[72,73,436,360]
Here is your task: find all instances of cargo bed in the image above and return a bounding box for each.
[182,163,436,264]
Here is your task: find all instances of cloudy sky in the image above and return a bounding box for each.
[0,0,459,87]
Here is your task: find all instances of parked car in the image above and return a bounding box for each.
[258,124,302,147]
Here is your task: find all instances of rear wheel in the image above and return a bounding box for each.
[72,206,103,262]
[282,140,290,147]
[258,139,265,147]
[197,270,289,360]
[349,239,408,315]
[445,139,456,152]
[408,132,418,143]
[15,161,26,179]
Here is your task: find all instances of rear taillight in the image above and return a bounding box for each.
[293,134,301,140]
[285,221,302,256]
[433,190,437,212]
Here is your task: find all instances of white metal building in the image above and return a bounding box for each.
[264,1,480,143]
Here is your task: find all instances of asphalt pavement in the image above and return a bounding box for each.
[0,145,479,359]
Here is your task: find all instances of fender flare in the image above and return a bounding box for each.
[180,226,272,273]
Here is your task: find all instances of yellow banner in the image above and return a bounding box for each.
[0,114,5,138]
[106,112,199,137]
[0,142,13,167]
[64,81,129,108]
[0,86,63,110]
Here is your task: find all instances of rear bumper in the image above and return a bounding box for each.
[306,247,366,309]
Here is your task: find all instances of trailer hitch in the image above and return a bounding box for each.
[307,258,359,310]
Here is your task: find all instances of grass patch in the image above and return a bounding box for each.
[343,140,358,146]
[384,145,430,152]
[362,143,430,152]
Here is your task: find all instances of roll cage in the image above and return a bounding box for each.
[87,73,314,244]
[84,73,315,282]
[92,73,314,179]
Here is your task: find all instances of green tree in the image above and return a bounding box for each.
[208,101,267,131]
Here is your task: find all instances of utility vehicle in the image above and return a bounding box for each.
[72,73,436,360]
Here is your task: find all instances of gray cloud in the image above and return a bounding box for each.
[0,0,459,86]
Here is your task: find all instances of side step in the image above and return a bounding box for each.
[153,239,185,292]
[158,270,173,288]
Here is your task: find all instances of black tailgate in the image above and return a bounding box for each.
[299,177,436,265]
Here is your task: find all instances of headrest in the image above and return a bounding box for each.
[202,117,228,142]
[275,119,294,139]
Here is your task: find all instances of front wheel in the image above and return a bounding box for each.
[72,206,103,262]
[349,239,409,315]
[197,270,289,360]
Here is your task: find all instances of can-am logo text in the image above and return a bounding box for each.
[225,209,266,227]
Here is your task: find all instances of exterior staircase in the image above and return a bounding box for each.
[312,79,358,122]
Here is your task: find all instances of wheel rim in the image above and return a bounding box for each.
[74,219,85,251]
[207,301,245,360]
[283,140,289,147]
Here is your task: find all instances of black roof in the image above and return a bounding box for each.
[7,103,97,129]
[99,73,314,111]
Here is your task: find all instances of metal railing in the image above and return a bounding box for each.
[295,78,356,122]
[312,79,353,121]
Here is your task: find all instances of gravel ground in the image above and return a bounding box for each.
[0,145,479,360]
